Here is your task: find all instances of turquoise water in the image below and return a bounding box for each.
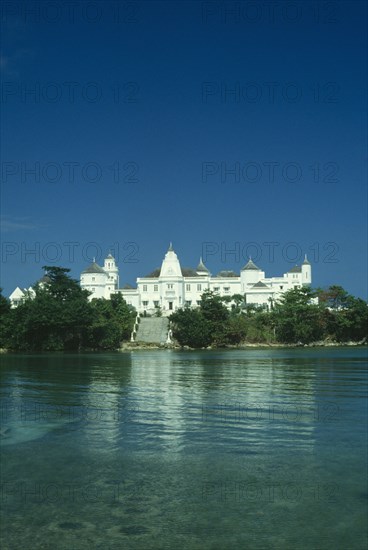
[0,348,367,549]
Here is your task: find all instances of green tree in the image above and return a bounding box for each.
[0,289,11,348]
[199,290,230,345]
[5,267,92,351]
[87,294,135,350]
[316,285,350,309]
[170,307,212,348]
[317,286,368,342]
[229,294,246,315]
[272,287,321,344]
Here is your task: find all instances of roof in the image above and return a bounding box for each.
[122,283,135,290]
[106,253,114,259]
[242,259,261,271]
[196,258,210,273]
[82,262,107,275]
[216,270,239,278]
[182,268,199,277]
[144,268,160,278]
[252,281,269,288]
[288,266,302,273]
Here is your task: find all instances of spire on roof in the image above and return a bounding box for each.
[196,257,209,273]
[160,244,182,277]
[302,254,310,265]
[242,258,261,271]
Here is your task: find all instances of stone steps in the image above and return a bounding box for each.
[135,317,169,344]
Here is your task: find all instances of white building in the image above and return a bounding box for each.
[8,244,312,313]
[8,275,50,308]
[79,254,119,300]
[80,244,312,314]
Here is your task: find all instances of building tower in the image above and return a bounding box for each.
[159,243,182,278]
[240,258,264,291]
[159,243,183,311]
[80,260,109,299]
[301,254,312,285]
[103,253,119,290]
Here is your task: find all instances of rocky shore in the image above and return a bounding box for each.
[119,338,367,351]
[1,340,365,354]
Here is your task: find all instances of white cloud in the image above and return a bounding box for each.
[0,216,46,233]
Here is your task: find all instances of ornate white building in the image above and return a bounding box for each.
[9,244,312,312]
[79,244,312,314]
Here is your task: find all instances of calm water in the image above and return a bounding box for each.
[0,348,367,549]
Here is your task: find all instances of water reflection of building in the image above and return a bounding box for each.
[76,355,133,449]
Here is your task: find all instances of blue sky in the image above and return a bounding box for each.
[1,0,367,299]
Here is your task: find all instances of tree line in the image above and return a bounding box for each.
[0,267,136,351]
[170,286,368,348]
[0,267,366,351]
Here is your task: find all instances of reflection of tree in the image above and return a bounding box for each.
[1,352,133,415]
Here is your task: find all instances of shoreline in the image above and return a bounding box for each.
[118,339,367,351]
[1,341,366,354]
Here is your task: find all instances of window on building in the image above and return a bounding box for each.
[167,284,173,289]
[196,300,201,305]
[214,287,220,292]
[154,301,159,307]
[92,277,95,281]
[186,284,191,291]
[224,287,230,292]
[154,285,158,292]
[143,285,147,291]
[92,288,95,292]
[197,284,202,291]
[143,301,148,306]
[185,300,192,307]
[280,285,283,290]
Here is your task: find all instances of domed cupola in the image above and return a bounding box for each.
[241,258,261,271]
[159,243,182,277]
[196,257,210,276]
[240,257,264,287]
[82,261,107,274]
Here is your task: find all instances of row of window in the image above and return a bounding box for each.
[141,300,202,308]
[142,283,205,292]
[213,287,230,292]
[87,276,116,282]
[142,301,159,307]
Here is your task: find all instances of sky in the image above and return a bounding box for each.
[1,0,367,299]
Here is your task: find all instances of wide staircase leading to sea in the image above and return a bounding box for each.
[134,317,170,345]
